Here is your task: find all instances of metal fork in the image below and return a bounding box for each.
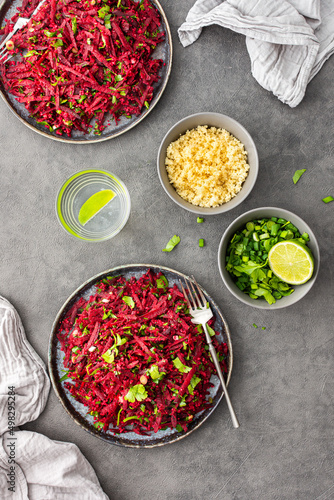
[180,277,240,428]
[0,0,47,63]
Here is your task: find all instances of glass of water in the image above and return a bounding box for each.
[56,169,131,242]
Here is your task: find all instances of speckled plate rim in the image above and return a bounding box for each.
[0,0,172,143]
[48,264,233,448]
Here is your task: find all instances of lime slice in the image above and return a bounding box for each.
[78,189,116,226]
[268,240,314,285]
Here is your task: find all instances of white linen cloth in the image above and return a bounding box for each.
[0,296,109,500]
[178,0,334,107]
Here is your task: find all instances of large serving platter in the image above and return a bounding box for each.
[49,264,233,448]
[0,0,172,143]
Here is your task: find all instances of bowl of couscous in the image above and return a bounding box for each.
[157,112,259,215]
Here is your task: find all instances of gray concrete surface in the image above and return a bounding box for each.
[1,1,333,499]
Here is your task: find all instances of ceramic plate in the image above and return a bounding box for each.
[49,264,233,447]
[0,0,172,143]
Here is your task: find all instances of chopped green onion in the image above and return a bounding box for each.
[293,169,306,184]
[199,238,204,247]
[263,240,272,252]
[270,224,280,236]
[71,17,77,34]
[225,217,302,304]
[322,196,333,203]
[197,217,204,223]
[253,323,258,328]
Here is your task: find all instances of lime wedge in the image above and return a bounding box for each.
[268,240,314,285]
[78,189,116,226]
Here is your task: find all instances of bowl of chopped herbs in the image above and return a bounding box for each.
[218,207,320,309]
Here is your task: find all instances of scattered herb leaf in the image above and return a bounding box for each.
[124,384,148,403]
[156,275,168,289]
[206,324,216,337]
[162,235,180,252]
[59,372,69,382]
[188,375,201,395]
[102,349,115,364]
[122,296,135,309]
[173,357,192,373]
[147,364,165,381]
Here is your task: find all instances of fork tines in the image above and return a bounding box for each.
[0,52,11,65]
[0,44,14,64]
[179,276,207,310]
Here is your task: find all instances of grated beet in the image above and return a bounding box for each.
[58,270,229,435]
[0,0,165,136]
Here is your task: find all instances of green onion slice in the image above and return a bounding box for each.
[293,169,306,184]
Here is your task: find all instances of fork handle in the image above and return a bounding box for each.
[204,324,240,429]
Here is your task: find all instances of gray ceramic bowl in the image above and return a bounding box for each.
[157,112,259,215]
[218,207,320,309]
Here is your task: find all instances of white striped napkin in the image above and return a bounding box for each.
[178,0,334,107]
[0,297,109,500]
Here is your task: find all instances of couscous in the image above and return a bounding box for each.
[165,125,250,207]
